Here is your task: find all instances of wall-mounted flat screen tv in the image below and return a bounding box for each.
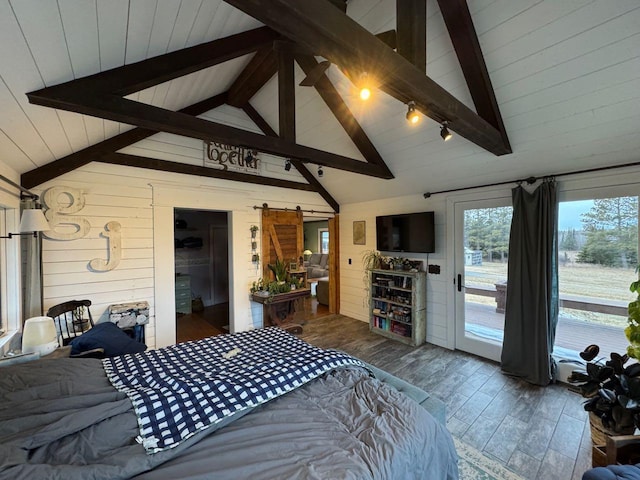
[376,211,435,253]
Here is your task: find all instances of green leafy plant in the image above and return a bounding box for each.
[568,344,640,433]
[627,279,640,359]
[361,250,383,271]
[268,257,288,282]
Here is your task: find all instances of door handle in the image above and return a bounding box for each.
[457,274,462,292]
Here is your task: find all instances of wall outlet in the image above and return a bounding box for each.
[428,264,440,274]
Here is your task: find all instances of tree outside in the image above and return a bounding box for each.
[576,196,638,269]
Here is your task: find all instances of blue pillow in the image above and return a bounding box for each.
[70,322,147,358]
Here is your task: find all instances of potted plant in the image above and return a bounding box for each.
[268,257,288,283]
[391,257,405,270]
[362,250,383,271]
[626,279,640,359]
[250,225,259,239]
[568,344,640,440]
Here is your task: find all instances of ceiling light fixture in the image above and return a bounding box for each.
[284,159,291,171]
[317,166,324,178]
[440,121,452,141]
[359,72,371,100]
[406,101,420,124]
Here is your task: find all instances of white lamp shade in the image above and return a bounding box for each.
[303,250,313,256]
[19,209,51,233]
[22,316,58,356]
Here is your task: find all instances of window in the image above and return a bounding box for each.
[556,196,638,360]
[318,228,329,254]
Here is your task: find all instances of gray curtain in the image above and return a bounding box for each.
[501,178,559,386]
[22,199,43,320]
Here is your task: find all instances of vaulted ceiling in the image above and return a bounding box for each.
[1,0,639,208]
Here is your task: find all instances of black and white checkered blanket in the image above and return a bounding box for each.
[103,327,365,453]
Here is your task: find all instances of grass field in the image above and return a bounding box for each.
[465,254,636,328]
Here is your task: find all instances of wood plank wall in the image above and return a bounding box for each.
[34,154,330,349]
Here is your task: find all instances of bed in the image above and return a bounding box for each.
[0,327,458,480]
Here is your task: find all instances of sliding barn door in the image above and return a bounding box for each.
[261,208,304,279]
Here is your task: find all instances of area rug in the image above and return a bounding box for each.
[455,438,525,480]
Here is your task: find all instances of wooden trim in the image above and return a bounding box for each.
[436,0,510,150]
[224,0,511,156]
[21,92,228,189]
[99,152,317,191]
[328,215,339,314]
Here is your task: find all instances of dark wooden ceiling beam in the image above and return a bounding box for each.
[227,46,278,108]
[100,152,317,192]
[296,54,392,176]
[224,0,511,156]
[396,0,426,72]
[437,0,510,151]
[242,103,340,212]
[32,27,278,98]
[21,92,229,189]
[27,89,389,178]
[327,0,347,12]
[277,42,296,143]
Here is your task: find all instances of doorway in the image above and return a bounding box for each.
[174,208,230,342]
[453,198,513,362]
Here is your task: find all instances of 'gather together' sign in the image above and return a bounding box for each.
[203,141,261,174]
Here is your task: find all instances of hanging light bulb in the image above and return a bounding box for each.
[317,165,324,178]
[284,159,291,171]
[440,121,452,141]
[359,72,371,100]
[406,101,420,124]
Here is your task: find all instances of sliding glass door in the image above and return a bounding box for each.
[453,198,512,361]
[555,195,638,360]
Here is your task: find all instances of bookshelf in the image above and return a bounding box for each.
[369,269,426,346]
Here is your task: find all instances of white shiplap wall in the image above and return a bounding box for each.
[34,152,329,349]
[338,165,640,352]
[339,194,450,348]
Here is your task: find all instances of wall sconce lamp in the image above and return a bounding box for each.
[284,159,292,171]
[406,101,420,124]
[440,121,453,141]
[0,197,51,239]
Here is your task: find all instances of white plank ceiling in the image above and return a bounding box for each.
[1,0,639,205]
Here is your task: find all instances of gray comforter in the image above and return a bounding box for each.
[0,357,458,480]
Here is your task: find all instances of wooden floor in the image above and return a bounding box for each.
[176,298,330,343]
[298,315,593,480]
[176,304,593,479]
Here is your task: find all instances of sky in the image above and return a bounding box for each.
[558,200,594,231]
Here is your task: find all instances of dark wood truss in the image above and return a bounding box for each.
[23,0,510,213]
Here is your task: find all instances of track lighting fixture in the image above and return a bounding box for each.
[284,159,291,171]
[317,165,324,178]
[406,101,420,124]
[440,122,452,141]
[359,72,371,100]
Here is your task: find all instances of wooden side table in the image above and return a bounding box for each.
[252,288,311,334]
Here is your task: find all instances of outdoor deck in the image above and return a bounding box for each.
[466,302,628,360]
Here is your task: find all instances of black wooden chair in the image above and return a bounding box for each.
[46,299,95,346]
